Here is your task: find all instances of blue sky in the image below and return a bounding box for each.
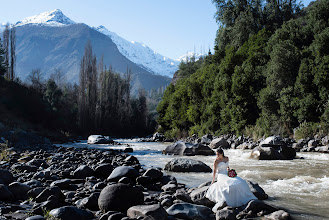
[2,0,313,59]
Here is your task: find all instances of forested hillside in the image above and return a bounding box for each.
[157,0,329,139]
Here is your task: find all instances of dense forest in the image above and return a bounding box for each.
[0,32,163,137]
[157,0,329,139]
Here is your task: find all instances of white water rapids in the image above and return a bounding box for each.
[60,139,329,219]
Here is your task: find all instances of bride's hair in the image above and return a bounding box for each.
[216,148,224,156]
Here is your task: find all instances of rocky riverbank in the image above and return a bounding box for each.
[0,139,292,220]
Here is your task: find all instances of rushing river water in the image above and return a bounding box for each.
[60,139,329,220]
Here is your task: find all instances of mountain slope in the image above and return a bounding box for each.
[15,23,171,93]
[94,25,179,78]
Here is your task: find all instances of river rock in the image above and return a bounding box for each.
[73,165,94,179]
[152,132,165,142]
[0,169,14,185]
[0,184,14,201]
[250,145,296,160]
[216,208,238,220]
[164,158,212,172]
[190,185,215,207]
[107,166,139,182]
[315,145,329,153]
[94,163,113,178]
[263,210,291,220]
[87,135,113,144]
[143,168,163,181]
[11,164,38,173]
[49,206,94,220]
[163,141,215,156]
[25,215,46,220]
[98,183,144,213]
[50,179,72,190]
[210,137,230,149]
[166,202,214,220]
[76,192,100,211]
[127,204,168,220]
[201,134,213,144]
[260,136,286,146]
[8,182,31,200]
[26,159,48,167]
[246,181,268,200]
[35,186,65,203]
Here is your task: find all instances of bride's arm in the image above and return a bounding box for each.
[211,160,218,184]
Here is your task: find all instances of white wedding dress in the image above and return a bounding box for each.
[205,161,257,211]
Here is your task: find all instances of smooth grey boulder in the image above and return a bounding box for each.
[26,159,48,167]
[166,202,214,220]
[49,206,94,220]
[163,141,215,156]
[0,169,14,185]
[25,215,45,220]
[107,166,139,182]
[201,134,213,144]
[164,158,212,172]
[35,186,65,203]
[315,145,329,153]
[127,204,168,220]
[76,192,100,211]
[263,210,291,220]
[143,168,163,181]
[190,185,215,207]
[259,136,286,146]
[8,182,31,200]
[94,163,113,178]
[0,184,14,201]
[246,180,268,200]
[250,146,296,160]
[50,179,72,190]
[73,165,94,179]
[209,137,230,149]
[98,183,144,213]
[87,135,113,144]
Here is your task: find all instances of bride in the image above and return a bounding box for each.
[206,148,257,212]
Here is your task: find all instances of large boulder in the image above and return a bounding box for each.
[250,145,296,160]
[166,203,214,220]
[246,181,268,200]
[72,165,95,179]
[94,163,113,178]
[127,204,168,220]
[35,186,65,203]
[107,166,139,182]
[315,145,329,153]
[259,136,286,147]
[8,182,31,200]
[0,184,14,201]
[49,206,94,220]
[163,141,214,156]
[164,158,212,173]
[190,185,215,207]
[0,169,14,185]
[152,132,165,142]
[209,137,230,149]
[50,179,72,190]
[87,135,113,144]
[76,192,100,211]
[201,134,213,145]
[143,168,163,182]
[98,183,144,213]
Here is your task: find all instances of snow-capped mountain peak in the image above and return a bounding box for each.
[15,9,75,27]
[177,52,204,62]
[94,25,179,78]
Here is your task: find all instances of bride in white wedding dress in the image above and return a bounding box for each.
[206,148,257,212]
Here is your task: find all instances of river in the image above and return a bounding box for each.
[60,139,329,220]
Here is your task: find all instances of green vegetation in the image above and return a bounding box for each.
[157,0,329,139]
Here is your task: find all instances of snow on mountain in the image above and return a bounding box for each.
[15,9,75,27]
[177,52,204,62]
[94,25,179,78]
